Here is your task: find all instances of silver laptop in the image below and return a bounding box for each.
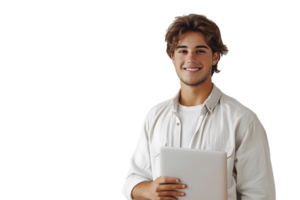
[160,146,227,200]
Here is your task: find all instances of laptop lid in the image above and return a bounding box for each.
[160,146,227,200]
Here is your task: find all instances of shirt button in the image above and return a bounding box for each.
[177,123,180,126]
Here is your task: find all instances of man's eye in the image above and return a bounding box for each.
[179,50,204,53]
[197,50,205,53]
[179,50,187,53]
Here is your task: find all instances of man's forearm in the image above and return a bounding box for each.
[131,181,152,200]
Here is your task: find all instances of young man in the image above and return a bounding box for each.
[122,14,276,200]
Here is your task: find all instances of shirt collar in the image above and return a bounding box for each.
[171,82,222,114]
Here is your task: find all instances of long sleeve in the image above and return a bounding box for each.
[235,114,276,200]
[122,114,153,200]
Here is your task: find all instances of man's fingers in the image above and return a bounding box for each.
[158,191,185,197]
[161,184,186,190]
[159,176,180,184]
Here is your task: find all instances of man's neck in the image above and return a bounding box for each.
[179,80,213,107]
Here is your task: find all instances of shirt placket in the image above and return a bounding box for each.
[171,111,181,148]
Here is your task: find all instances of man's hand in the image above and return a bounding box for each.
[147,176,186,200]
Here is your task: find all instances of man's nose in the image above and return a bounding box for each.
[187,52,197,63]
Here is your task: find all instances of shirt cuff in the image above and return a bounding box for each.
[123,176,151,200]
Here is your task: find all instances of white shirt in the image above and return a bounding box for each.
[122,83,276,200]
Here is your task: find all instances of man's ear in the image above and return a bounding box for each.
[171,52,175,63]
[212,52,220,65]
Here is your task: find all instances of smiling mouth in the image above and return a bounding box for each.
[184,68,201,71]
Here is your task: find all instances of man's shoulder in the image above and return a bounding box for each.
[219,91,256,121]
[146,98,173,119]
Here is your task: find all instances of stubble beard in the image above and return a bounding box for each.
[175,66,212,86]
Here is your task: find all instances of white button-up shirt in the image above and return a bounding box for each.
[122,83,276,200]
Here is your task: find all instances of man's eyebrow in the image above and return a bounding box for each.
[176,45,209,49]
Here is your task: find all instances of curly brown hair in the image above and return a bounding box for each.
[165,14,228,76]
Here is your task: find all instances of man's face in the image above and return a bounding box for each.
[171,31,219,87]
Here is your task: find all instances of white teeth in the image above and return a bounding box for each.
[185,68,200,71]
